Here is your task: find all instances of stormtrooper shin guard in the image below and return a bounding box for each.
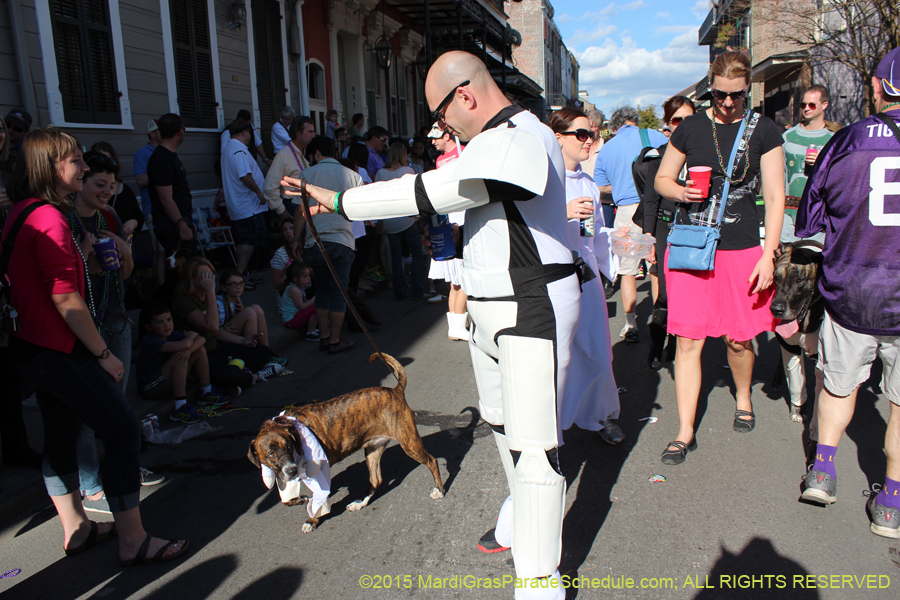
[498,335,566,579]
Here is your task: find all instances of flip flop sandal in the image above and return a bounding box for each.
[118,533,190,567]
[64,521,118,557]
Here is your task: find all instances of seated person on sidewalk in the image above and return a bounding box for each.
[136,301,231,424]
[216,268,286,366]
[171,257,280,392]
[281,260,318,339]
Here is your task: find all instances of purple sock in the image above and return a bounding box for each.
[876,476,900,509]
[812,443,837,480]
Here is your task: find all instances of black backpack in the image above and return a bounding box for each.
[631,135,662,226]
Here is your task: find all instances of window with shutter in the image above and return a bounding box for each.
[364,43,378,127]
[398,60,408,137]
[252,0,286,138]
[48,0,120,124]
[170,0,218,129]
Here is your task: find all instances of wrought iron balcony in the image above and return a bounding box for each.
[698,7,718,45]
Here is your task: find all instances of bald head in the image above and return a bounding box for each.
[425,51,510,142]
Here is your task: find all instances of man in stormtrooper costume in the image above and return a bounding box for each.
[283,51,581,599]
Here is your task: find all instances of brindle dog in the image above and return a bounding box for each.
[248,353,444,531]
[770,240,824,421]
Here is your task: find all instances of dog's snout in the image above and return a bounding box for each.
[770,302,786,317]
[284,465,298,478]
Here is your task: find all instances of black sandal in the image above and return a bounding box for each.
[660,437,697,465]
[118,533,190,567]
[64,521,118,557]
[733,410,756,433]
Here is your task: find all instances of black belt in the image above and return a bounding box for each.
[509,256,596,295]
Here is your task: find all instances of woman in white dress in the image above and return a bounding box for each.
[550,108,625,445]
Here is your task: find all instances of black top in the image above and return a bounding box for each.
[109,183,145,232]
[669,111,782,250]
[73,211,128,334]
[147,145,192,220]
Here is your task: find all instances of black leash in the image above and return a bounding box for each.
[299,180,397,382]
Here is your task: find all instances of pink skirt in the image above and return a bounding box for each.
[664,246,777,341]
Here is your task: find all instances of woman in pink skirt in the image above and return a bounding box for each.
[654,51,785,464]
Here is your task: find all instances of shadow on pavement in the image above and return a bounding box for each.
[694,537,820,600]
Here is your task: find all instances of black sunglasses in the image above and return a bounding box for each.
[711,88,747,102]
[84,152,118,169]
[431,80,470,122]
[669,116,685,126]
[10,125,25,134]
[559,129,595,143]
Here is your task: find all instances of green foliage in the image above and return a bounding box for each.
[637,105,661,130]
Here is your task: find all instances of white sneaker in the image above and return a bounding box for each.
[257,364,284,381]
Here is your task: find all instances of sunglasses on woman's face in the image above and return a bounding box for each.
[86,154,117,169]
[669,116,685,126]
[559,129,595,143]
[711,88,747,102]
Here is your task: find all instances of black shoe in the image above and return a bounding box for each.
[2,449,42,470]
[477,528,510,553]
[660,437,697,465]
[624,328,639,343]
[733,410,756,433]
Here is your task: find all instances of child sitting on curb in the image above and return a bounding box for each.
[217,268,287,367]
[281,261,318,340]
[136,301,231,423]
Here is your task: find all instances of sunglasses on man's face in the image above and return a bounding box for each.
[710,88,747,102]
[431,80,470,123]
[10,126,25,134]
[559,129,596,143]
[801,102,818,110]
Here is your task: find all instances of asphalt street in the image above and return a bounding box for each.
[0,275,898,600]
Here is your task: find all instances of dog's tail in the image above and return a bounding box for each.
[368,353,407,390]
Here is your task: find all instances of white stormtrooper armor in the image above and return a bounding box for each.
[338,107,580,594]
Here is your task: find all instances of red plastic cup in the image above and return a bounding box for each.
[687,166,712,198]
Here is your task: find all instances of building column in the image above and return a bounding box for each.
[296,0,310,116]
[329,27,342,116]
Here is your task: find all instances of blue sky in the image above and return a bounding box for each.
[551,0,712,118]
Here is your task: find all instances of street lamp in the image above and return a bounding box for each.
[228,1,246,30]
[415,51,428,81]
[374,34,393,71]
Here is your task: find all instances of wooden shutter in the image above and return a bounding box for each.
[252,0,286,139]
[170,0,218,129]
[49,0,120,124]
[398,60,408,137]
[364,43,378,127]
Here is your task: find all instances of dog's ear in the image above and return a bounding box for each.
[247,441,261,468]
[775,242,789,259]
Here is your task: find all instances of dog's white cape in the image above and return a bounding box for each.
[260,414,331,519]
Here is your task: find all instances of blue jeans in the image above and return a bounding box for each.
[78,320,132,496]
[387,224,425,300]
[305,241,354,312]
[601,204,616,229]
[18,347,142,512]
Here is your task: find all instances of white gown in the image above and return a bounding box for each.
[559,166,621,432]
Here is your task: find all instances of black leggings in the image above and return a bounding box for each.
[208,342,272,388]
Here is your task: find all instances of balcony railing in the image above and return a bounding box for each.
[698,7,718,45]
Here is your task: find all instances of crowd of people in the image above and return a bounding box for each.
[0,44,898,590]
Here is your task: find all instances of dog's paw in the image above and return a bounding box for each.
[301,522,316,533]
[790,406,804,423]
[430,487,444,500]
[284,495,310,506]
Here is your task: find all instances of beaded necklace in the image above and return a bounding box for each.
[883,102,900,112]
[66,205,126,336]
[710,108,751,185]
[288,142,307,173]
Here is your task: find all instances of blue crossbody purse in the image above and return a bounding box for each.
[667,113,751,271]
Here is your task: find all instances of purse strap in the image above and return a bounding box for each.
[1,200,49,283]
[713,112,759,229]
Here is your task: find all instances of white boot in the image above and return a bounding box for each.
[447,312,469,341]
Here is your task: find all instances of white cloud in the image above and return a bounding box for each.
[556,13,573,24]
[654,25,699,35]
[622,0,647,9]
[575,31,709,115]
[656,11,671,19]
[692,0,710,18]
[566,23,618,47]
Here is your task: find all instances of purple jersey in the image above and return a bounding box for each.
[796,109,900,335]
